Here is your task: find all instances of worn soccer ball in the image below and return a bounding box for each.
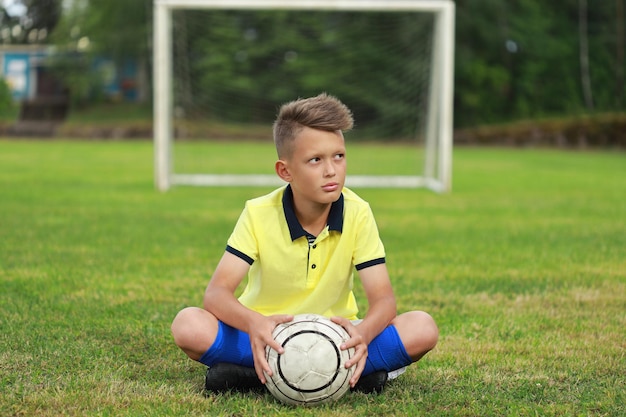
[264,314,355,406]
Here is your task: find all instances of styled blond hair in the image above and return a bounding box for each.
[273,93,354,158]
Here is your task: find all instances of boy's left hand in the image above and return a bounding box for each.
[330,316,368,388]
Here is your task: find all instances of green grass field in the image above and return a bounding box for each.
[1,139,624,416]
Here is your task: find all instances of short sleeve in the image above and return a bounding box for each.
[226,202,259,264]
[352,202,386,269]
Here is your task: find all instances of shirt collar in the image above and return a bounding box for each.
[282,184,344,241]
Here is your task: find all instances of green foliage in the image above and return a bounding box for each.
[0,140,625,416]
[43,53,107,108]
[46,0,152,107]
[0,0,62,44]
[0,77,16,119]
[454,1,624,126]
[176,10,433,137]
[50,0,152,63]
[41,1,626,128]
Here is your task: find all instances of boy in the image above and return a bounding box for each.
[171,93,438,394]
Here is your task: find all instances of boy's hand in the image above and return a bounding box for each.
[248,314,293,384]
[331,316,369,388]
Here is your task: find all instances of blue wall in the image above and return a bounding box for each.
[2,52,34,100]
[1,47,139,102]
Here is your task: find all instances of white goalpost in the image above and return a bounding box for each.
[153,0,455,192]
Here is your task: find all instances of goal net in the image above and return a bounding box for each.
[154,0,455,192]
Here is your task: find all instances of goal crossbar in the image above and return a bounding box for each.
[154,0,455,192]
[171,174,446,191]
[155,0,453,12]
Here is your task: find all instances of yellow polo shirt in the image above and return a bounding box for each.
[226,185,385,320]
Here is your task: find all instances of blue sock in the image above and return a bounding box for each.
[198,322,254,368]
[363,325,412,376]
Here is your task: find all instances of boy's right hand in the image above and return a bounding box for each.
[248,314,293,384]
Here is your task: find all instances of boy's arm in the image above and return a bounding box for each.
[355,263,397,343]
[333,263,397,386]
[203,251,292,383]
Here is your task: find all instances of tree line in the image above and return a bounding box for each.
[1,0,624,129]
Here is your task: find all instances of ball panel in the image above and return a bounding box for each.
[265,314,355,406]
[277,330,341,392]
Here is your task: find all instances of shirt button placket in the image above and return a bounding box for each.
[307,243,320,286]
[311,244,318,269]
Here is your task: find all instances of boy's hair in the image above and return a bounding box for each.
[273,93,354,158]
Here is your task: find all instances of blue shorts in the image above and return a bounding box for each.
[200,320,411,377]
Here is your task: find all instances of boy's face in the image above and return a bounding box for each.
[279,126,347,206]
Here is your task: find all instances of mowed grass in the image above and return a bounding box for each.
[0,139,624,416]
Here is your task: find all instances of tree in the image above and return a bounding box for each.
[172,9,434,136]
[579,0,594,110]
[0,0,61,44]
[615,0,624,107]
[51,0,151,61]
[36,0,626,127]
[453,0,512,125]
[49,0,152,105]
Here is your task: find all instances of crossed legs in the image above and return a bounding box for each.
[171,307,438,365]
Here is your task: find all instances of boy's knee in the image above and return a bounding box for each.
[413,310,439,350]
[171,307,198,345]
[171,307,217,357]
[394,310,439,359]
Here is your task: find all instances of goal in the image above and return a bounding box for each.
[153,0,455,192]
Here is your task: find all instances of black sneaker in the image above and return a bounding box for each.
[352,370,388,394]
[205,363,263,393]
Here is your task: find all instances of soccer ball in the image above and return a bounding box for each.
[264,314,355,406]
